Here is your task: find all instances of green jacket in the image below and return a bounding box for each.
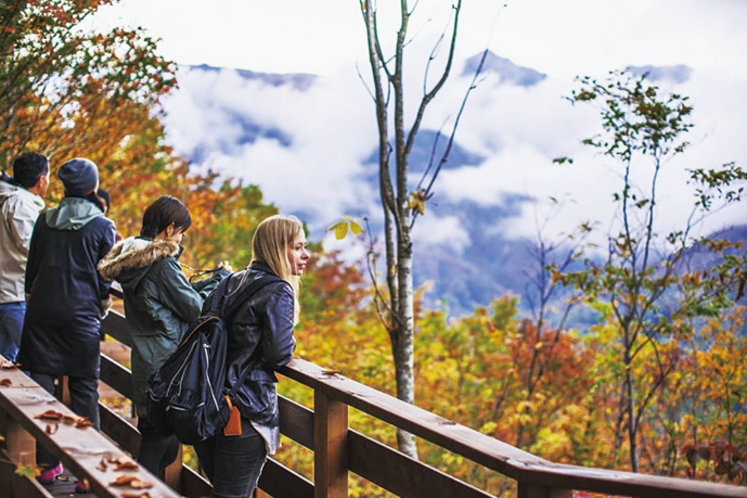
[98,237,226,416]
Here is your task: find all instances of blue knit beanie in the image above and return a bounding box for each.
[58,158,99,196]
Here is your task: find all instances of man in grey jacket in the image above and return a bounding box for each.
[0,152,49,362]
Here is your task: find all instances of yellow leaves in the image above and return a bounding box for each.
[408,188,433,215]
[479,421,498,434]
[327,216,364,240]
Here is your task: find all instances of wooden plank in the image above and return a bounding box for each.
[2,408,35,464]
[0,448,51,498]
[181,463,213,498]
[101,308,132,347]
[99,403,140,457]
[314,391,348,498]
[279,359,745,498]
[279,395,314,450]
[279,358,544,480]
[100,353,134,400]
[348,430,493,498]
[257,457,314,498]
[100,402,215,498]
[0,365,179,498]
[513,460,747,498]
[518,483,572,498]
[279,393,493,498]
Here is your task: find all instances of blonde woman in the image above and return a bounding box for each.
[195,214,309,498]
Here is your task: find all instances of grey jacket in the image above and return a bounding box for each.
[0,180,44,303]
[98,237,227,415]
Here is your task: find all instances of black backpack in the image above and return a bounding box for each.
[145,272,280,445]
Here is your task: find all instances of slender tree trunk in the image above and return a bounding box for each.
[624,344,639,472]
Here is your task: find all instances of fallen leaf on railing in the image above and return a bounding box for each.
[62,414,78,425]
[321,369,341,375]
[34,410,63,420]
[97,457,108,472]
[0,359,19,369]
[0,378,11,386]
[120,492,152,498]
[75,417,93,428]
[113,460,139,471]
[109,475,154,489]
[45,422,59,434]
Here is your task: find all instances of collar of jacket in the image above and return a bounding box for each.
[97,237,180,281]
[44,197,103,231]
[0,179,45,212]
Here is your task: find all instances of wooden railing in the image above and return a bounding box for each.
[2,298,745,498]
[0,354,181,497]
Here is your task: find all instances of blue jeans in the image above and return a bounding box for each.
[194,418,267,498]
[31,373,100,469]
[0,301,25,362]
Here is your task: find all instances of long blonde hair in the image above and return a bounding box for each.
[250,214,304,321]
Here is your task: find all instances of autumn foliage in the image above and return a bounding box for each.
[2,2,745,496]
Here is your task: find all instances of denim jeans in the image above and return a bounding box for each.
[194,418,267,498]
[0,301,25,362]
[31,372,100,469]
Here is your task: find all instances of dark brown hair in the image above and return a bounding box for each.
[140,195,192,239]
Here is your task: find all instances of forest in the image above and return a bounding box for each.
[1,1,745,496]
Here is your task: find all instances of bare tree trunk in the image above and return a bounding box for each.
[359,0,465,458]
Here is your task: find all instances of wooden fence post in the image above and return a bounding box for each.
[314,391,347,498]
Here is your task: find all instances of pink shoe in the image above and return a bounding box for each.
[38,462,63,485]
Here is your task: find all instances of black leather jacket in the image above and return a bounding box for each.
[210,261,296,427]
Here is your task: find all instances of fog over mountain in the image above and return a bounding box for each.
[160,51,747,317]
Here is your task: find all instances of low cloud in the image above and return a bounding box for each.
[161,57,747,252]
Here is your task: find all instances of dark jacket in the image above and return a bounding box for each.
[208,261,296,428]
[97,237,227,415]
[19,197,115,378]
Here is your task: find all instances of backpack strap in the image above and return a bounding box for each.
[217,271,284,319]
[218,271,287,401]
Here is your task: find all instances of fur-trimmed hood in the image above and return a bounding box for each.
[98,237,180,290]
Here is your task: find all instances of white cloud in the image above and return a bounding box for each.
[411,214,471,254]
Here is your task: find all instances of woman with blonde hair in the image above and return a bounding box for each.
[195,214,310,498]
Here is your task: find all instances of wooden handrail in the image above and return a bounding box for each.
[96,289,745,498]
[0,356,180,498]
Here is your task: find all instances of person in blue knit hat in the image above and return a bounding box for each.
[18,157,115,493]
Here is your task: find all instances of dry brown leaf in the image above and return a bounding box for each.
[0,359,18,369]
[45,422,59,435]
[110,475,139,486]
[75,417,93,428]
[120,492,152,498]
[0,378,11,386]
[61,414,78,425]
[96,457,108,472]
[34,410,63,420]
[130,479,154,489]
[113,460,139,471]
[110,475,154,489]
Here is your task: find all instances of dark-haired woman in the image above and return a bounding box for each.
[98,195,230,476]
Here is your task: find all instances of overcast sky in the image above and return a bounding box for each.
[88,1,747,249]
